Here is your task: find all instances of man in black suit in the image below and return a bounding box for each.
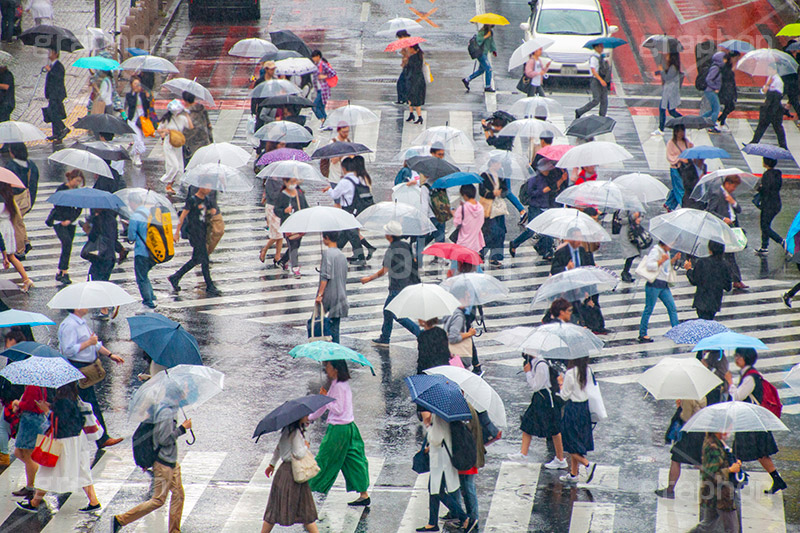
[44,49,69,141]
[705,174,746,290]
[0,65,14,122]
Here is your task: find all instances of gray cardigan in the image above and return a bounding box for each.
[153,406,187,467]
[444,308,468,344]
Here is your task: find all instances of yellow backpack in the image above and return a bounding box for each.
[145,207,174,264]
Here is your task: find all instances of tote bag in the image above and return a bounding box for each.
[32,416,63,468]
[634,256,659,283]
[586,369,607,423]
[291,448,320,483]
[79,399,103,442]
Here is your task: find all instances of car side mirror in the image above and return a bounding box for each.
[520,22,530,31]
[608,25,619,34]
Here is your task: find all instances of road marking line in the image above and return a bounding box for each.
[353,110,380,162]
[726,119,762,173]
[409,7,439,28]
[740,472,786,533]
[482,462,539,532]
[630,115,669,171]
[221,454,273,533]
[569,502,615,532]
[360,2,370,22]
[0,461,27,527]
[655,467,698,532]
[355,40,365,68]
[448,110,475,166]
[401,110,428,149]
[396,473,430,533]
[317,456,384,533]
[577,465,619,490]
[213,109,245,144]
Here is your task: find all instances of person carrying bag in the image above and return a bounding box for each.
[307,302,332,342]
[32,414,62,468]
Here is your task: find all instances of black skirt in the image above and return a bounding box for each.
[670,431,704,466]
[520,390,561,438]
[561,400,594,455]
[733,431,778,462]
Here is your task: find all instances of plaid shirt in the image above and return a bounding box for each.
[314,60,336,104]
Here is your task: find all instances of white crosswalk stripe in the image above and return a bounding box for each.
[483,462,539,532]
[656,467,699,533]
[220,454,273,533]
[569,502,615,533]
[317,456,384,533]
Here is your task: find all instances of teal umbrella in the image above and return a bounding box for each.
[73,56,120,71]
[289,341,375,375]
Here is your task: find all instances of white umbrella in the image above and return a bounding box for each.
[114,188,178,219]
[0,121,47,143]
[274,57,317,77]
[689,168,758,201]
[637,357,723,400]
[229,38,278,58]
[476,150,534,181]
[556,141,633,169]
[497,118,564,139]
[555,180,645,212]
[0,310,55,327]
[785,363,800,394]
[440,273,509,306]
[83,27,113,52]
[254,121,313,144]
[249,79,302,99]
[533,266,619,305]
[500,321,604,359]
[182,163,254,193]
[385,283,461,321]
[257,160,325,183]
[376,17,424,37]
[128,365,225,424]
[424,366,507,427]
[356,201,435,236]
[526,207,612,242]
[391,182,427,213]
[648,208,740,257]
[161,78,215,106]
[507,38,554,71]
[323,105,379,129]
[186,142,250,169]
[682,401,788,433]
[47,281,137,309]
[279,206,361,233]
[49,148,112,178]
[507,96,564,119]
[119,55,179,73]
[612,173,669,204]
[411,126,475,158]
[737,48,799,77]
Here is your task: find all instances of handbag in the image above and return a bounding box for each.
[449,337,474,358]
[306,302,332,342]
[168,129,186,148]
[490,197,509,218]
[32,416,63,468]
[412,437,430,474]
[516,75,531,93]
[726,227,747,253]
[291,448,320,483]
[41,106,51,124]
[80,239,100,262]
[138,116,155,137]
[78,358,107,389]
[78,399,103,442]
[634,254,659,283]
[448,204,464,243]
[751,192,762,210]
[585,369,607,423]
[478,196,493,218]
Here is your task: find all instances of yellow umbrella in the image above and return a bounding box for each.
[470,13,509,26]
[777,23,800,37]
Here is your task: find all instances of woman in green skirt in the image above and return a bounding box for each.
[308,360,371,506]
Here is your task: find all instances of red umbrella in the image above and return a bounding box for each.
[384,37,426,53]
[0,168,25,189]
[537,145,573,161]
[423,243,482,265]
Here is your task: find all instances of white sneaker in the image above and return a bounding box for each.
[544,457,569,470]
[132,153,142,166]
[718,124,730,132]
[651,129,663,136]
[507,452,528,462]
[580,462,597,483]
[559,473,579,483]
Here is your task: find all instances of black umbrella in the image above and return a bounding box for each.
[19,25,84,52]
[269,30,312,58]
[407,156,461,183]
[73,114,135,135]
[258,94,314,109]
[565,115,616,139]
[253,395,334,441]
[642,35,683,54]
[665,116,714,129]
[260,49,303,62]
[311,141,372,160]
[71,141,131,161]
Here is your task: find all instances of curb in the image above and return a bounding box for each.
[151,0,185,56]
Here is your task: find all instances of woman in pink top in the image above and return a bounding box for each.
[308,360,371,506]
[449,184,485,276]
[664,125,693,210]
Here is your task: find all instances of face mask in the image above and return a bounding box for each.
[286,184,297,190]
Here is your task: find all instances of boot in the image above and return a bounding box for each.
[766,470,787,494]
[361,239,376,261]
[406,113,415,122]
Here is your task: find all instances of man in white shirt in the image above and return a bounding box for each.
[748,65,788,149]
[575,43,610,119]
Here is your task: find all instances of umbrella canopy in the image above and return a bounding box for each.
[424,366,507,427]
[0,51,14,68]
[376,17,424,37]
[49,148,113,178]
[73,114,135,135]
[254,121,313,144]
[682,402,788,433]
[737,49,799,76]
[664,319,731,345]
[257,160,325,182]
[584,37,627,50]
[186,142,250,169]
[537,144,573,161]
[648,208,739,257]
[0,356,84,388]
[269,30,312,57]
[126,47,149,56]
[274,57,317,77]
[642,35,683,53]
[718,40,754,53]
[0,121,46,143]
[566,115,616,139]
[507,38,554,70]
[469,13,509,25]
[84,27,113,51]
[229,38,278,58]
[47,188,125,211]
[161,78,215,106]
[311,142,372,160]
[785,363,800,394]
[128,365,225,424]
[777,23,800,37]
[71,140,131,161]
[127,313,203,368]
[114,188,178,219]
[0,310,54,328]
[412,127,475,158]
[665,116,714,129]
[638,357,723,400]
[384,36,426,53]
[322,105,379,129]
[47,281,137,309]
[429,172,482,189]
[385,283,462,321]
[501,321,604,359]
[742,143,793,160]
[119,55,179,73]
[405,374,473,422]
[406,156,460,182]
[556,141,632,168]
[19,25,83,52]
[689,168,757,201]
[256,148,311,167]
[440,273,509,306]
[526,207,612,242]
[508,96,563,119]
[279,206,361,233]
[476,150,534,181]
[0,168,25,189]
[692,332,769,352]
[260,49,304,62]
[679,145,730,160]
[182,163,254,193]
[498,118,564,140]
[356,201,435,236]
[72,56,119,71]
[257,94,314,109]
[555,180,645,212]
[533,266,618,305]
[249,79,302,99]
[612,173,670,204]
[1,342,61,362]
[253,395,335,440]
[289,341,374,374]
[423,242,482,265]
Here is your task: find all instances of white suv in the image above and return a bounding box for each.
[520,0,618,77]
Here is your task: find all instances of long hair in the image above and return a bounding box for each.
[671,124,686,144]
[0,183,18,224]
[411,44,423,61]
[665,52,680,71]
[8,143,27,161]
[329,359,351,381]
[351,155,372,187]
[567,356,589,389]
[55,381,79,401]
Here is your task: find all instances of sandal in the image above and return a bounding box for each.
[259,248,267,263]
[21,279,34,293]
[165,184,176,194]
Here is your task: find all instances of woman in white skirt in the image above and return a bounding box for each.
[0,183,33,291]
[158,99,193,194]
[125,77,150,167]
[16,382,100,513]
[24,0,54,25]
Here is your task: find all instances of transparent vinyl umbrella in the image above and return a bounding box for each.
[356,201,435,236]
[256,160,325,183]
[411,127,475,158]
[228,38,278,58]
[785,363,800,395]
[249,79,302,99]
[114,188,177,219]
[507,38,554,70]
[182,163,254,193]
[612,173,670,204]
[440,273,509,306]
[119,55,179,73]
[476,150,534,181]
[49,148,113,178]
[507,96,564,119]
[0,121,47,143]
[736,48,799,77]
[689,168,758,201]
[555,141,633,168]
[648,208,739,257]
[497,118,564,140]
[376,17,424,37]
[323,105,379,129]
[499,321,604,359]
[555,180,645,212]
[254,121,313,144]
[186,142,250,169]
[533,266,618,305]
[526,208,612,242]
[161,78,215,106]
[682,401,788,433]
[637,357,722,400]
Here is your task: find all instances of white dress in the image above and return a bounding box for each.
[159,113,190,185]
[36,432,93,493]
[426,415,460,495]
[0,204,16,254]
[26,0,54,24]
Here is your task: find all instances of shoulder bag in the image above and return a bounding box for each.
[634,253,660,283]
[412,436,430,474]
[168,128,186,148]
[585,369,607,423]
[445,312,474,358]
[78,358,107,389]
[448,204,464,243]
[307,302,332,342]
[516,74,531,93]
[291,447,320,483]
[32,415,63,468]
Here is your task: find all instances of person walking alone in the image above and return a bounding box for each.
[700,52,724,134]
[316,231,349,344]
[44,48,68,141]
[653,52,682,135]
[706,174,746,289]
[5,142,38,260]
[274,177,308,278]
[125,76,150,167]
[462,25,496,93]
[717,52,738,130]
[128,199,157,309]
[748,63,788,149]
[405,44,426,124]
[558,356,597,484]
[158,99,193,195]
[0,63,14,122]
[0,183,32,292]
[664,125,693,210]
[575,43,611,118]
[47,169,83,285]
[684,240,732,320]
[754,157,784,255]
[394,30,412,105]
[524,47,549,96]
[310,50,336,127]
[637,241,681,343]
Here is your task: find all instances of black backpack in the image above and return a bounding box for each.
[534,359,562,402]
[468,35,484,60]
[447,420,477,471]
[597,55,612,84]
[132,421,159,470]
[343,176,374,216]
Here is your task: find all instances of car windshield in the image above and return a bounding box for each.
[536,9,603,36]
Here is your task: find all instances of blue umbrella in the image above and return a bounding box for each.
[405,374,472,422]
[1,341,62,362]
[664,320,731,345]
[0,309,55,327]
[127,313,202,368]
[72,56,120,71]
[289,341,375,375]
[126,47,149,56]
[742,143,793,160]
[785,209,800,255]
[584,37,627,50]
[719,40,755,53]
[47,188,126,210]
[253,394,335,441]
[786,42,800,52]
[430,172,483,190]
[679,145,730,160]
[0,356,84,388]
[692,332,769,352]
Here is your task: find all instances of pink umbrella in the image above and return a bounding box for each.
[537,144,573,161]
[0,168,25,189]
[384,36,426,53]
[256,148,311,167]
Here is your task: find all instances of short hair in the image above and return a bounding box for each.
[322,230,339,242]
[763,157,777,168]
[421,318,439,328]
[708,240,725,256]
[735,347,757,366]
[459,184,476,199]
[311,49,322,59]
[550,298,571,318]
[567,227,583,240]
[182,91,196,104]
[582,207,599,217]
[396,30,410,38]
[8,142,27,160]
[430,147,444,155]
[4,329,26,345]
[329,359,351,381]
[723,175,741,186]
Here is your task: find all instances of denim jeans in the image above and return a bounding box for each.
[701,90,720,123]
[511,207,550,250]
[639,283,679,337]
[134,255,156,307]
[665,168,685,210]
[467,54,493,88]
[313,91,327,121]
[328,317,341,344]
[380,290,421,342]
[658,107,682,131]
[426,218,445,244]
[428,481,467,526]
[459,474,478,523]
[0,414,9,454]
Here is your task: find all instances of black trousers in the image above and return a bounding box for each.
[718,101,735,125]
[787,264,800,298]
[54,224,75,271]
[696,309,717,320]
[0,105,11,122]
[0,4,14,42]
[337,228,364,259]
[760,208,783,249]
[173,240,215,289]
[88,257,114,281]
[71,360,110,446]
[750,91,787,149]
[47,99,67,137]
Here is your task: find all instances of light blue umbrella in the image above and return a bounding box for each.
[1,342,62,362]
[665,320,731,345]
[679,146,730,160]
[584,37,627,50]
[0,309,55,327]
[719,40,754,53]
[430,172,482,190]
[289,341,375,375]
[692,332,769,352]
[72,56,120,71]
[0,356,85,388]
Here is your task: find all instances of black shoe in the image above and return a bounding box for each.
[372,338,390,347]
[484,87,496,93]
[118,248,129,263]
[783,293,793,308]
[56,128,70,141]
[594,328,612,335]
[24,243,32,254]
[347,255,365,263]
[46,134,57,141]
[348,496,370,507]
[575,110,580,120]
[416,527,439,532]
[415,116,423,124]
[55,272,63,283]
[406,113,416,122]
[638,336,654,343]
[654,487,675,499]
[168,274,181,292]
[79,503,101,513]
[61,273,72,285]
[620,271,633,283]
[111,516,122,533]
[16,500,38,512]
[766,476,787,494]
[509,244,516,258]
[461,78,470,92]
[206,286,222,297]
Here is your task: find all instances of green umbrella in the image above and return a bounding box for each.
[289,341,375,375]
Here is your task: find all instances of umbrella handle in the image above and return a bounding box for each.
[185,428,196,446]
